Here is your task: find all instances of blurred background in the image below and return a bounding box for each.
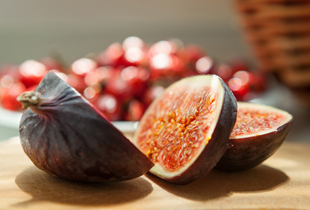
[0,1,250,64]
[0,0,309,142]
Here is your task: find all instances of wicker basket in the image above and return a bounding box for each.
[235,0,310,104]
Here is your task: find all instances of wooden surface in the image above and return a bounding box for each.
[0,137,310,210]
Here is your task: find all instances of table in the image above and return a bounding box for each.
[0,137,309,210]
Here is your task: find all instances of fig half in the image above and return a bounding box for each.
[133,75,237,185]
[216,102,293,171]
[18,71,154,182]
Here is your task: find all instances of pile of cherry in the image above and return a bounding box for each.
[0,36,266,121]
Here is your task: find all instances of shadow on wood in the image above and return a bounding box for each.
[146,164,289,201]
[14,166,153,207]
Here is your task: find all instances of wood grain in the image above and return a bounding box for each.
[0,137,309,210]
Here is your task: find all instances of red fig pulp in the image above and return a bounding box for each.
[216,102,293,171]
[133,75,237,184]
[18,71,154,182]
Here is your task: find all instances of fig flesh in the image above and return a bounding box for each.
[216,102,293,171]
[133,75,237,185]
[18,71,154,182]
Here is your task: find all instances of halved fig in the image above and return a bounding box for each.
[17,71,154,182]
[216,102,293,171]
[133,75,237,185]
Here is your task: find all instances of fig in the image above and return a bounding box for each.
[216,102,293,171]
[17,71,154,182]
[133,75,237,185]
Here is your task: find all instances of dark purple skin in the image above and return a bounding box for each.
[216,119,293,171]
[160,77,237,185]
[19,71,154,182]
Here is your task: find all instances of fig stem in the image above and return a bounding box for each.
[17,91,42,109]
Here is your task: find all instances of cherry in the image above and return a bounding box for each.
[0,37,268,120]
[121,66,149,99]
[124,100,145,121]
[195,56,214,75]
[143,85,165,107]
[170,55,185,78]
[149,54,184,82]
[228,71,253,101]
[84,66,114,91]
[26,85,37,92]
[97,43,125,67]
[179,44,206,64]
[234,71,253,85]
[105,69,133,102]
[122,36,145,51]
[214,64,233,82]
[95,94,122,121]
[19,60,48,88]
[66,73,87,93]
[83,86,101,103]
[124,47,148,67]
[0,74,16,89]
[149,41,178,57]
[229,58,249,73]
[71,58,97,77]
[0,82,26,111]
[251,72,267,93]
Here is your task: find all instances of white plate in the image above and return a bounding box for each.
[0,107,138,134]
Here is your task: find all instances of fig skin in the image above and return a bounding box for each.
[134,75,238,185]
[18,71,154,182]
[216,103,293,171]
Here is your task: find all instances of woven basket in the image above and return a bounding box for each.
[235,0,310,104]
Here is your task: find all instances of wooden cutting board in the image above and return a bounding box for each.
[0,137,309,210]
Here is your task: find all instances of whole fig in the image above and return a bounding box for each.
[18,71,153,182]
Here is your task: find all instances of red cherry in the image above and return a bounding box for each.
[95,94,122,121]
[150,54,172,77]
[19,60,48,88]
[170,55,185,77]
[234,71,253,85]
[66,73,87,93]
[149,54,183,81]
[228,71,253,101]
[84,70,99,87]
[71,58,97,77]
[26,85,37,92]
[229,58,249,73]
[124,47,148,66]
[178,45,206,64]
[143,85,165,107]
[0,74,16,89]
[149,41,178,57]
[121,66,149,99]
[105,70,133,102]
[84,66,113,88]
[195,56,214,75]
[83,86,101,103]
[122,36,145,51]
[97,43,125,67]
[124,100,145,121]
[251,72,267,93]
[214,64,233,82]
[0,82,26,111]
[96,66,114,82]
